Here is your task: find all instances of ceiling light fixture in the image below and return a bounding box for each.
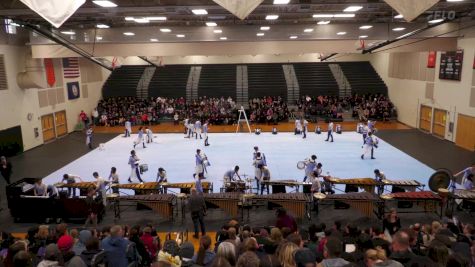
[343,6,363,12]
[60,31,75,35]
[317,20,330,25]
[125,17,134,21]
[206,22,217,27]
[123,32,135,36]
[92,0,117,7]
[176,34,185,38]
[150,38,158,42]
[392,27,405,31]
[265,15,279,20]
[256,32,265,36]
[336,31,347,35]
[220,37,227,40]
[359,25,372,29]
[334,13,355,18]
[213,29,222,33]
[394,14,403,19]
[313,14,334,18]
[273,0,290,4]
[96,24,110,28]
[147,17,167,21]
[447,0,464,2]
[359,35,368,38]
[160,28,171,32]
[260,26,270,30]
[304,28,314,32]
[96,36,103,40]
[289,35,298,39]
[428,18,444,24]
[192,9,208,15]
[134,18,150,23]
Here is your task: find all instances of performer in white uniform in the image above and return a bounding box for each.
[194,120,202,139]
[303,155,317,182]
[253,146,267,166]
[294,119,302,135]
[128,150,144,183]
[145,127,153,143]
[361,132,377,160]
[195,149,206,177]
[361,124,369,145]
[124,119,132,137]
[93,172,107,206]
[302,119,309,139]
[454,164,475,188]
[374,169,387,195]
[223,166,241,184]
[325,121,334,142]
[259,165,271,195]
[253,152,265,193]
[134,127,146,149]
[86,126,93,149]
[62,174,83,197]
[203,120,209,146]
[156,167,167,193]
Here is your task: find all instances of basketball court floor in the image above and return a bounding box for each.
[42,131,435,193]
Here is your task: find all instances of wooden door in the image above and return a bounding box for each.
[41,114,56,142]
[54,110,68,137]
[419,105,432,132]
[456,114,475,151]
[432,109,447,138]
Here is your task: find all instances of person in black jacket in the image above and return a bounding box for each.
[80,237,104,266]
[0,156,12,184]
[129,226,151,266]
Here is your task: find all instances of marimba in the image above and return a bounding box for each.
[163,182,213,194]
[203,193,242,217]
[262,180,310,193]
[329,178,377,193]
[314,192,378,218]
[118,194,176,220]
[447,189,475,213]
[55,182,98,196]
[253,193,311,220]
[381,179,424,192]
[380,191,442,217]
[112,181,213,194]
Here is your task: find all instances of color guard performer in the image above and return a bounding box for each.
[124,119,132,137]
[203,120,210,146]
[303,155,317,182]
[145,127,153,143]
[253,152,265,192]
[454,164,475,188]
[194,120,202,139]
[195,149,210,177]
[302,119,309,139]
[295,119,302,135]
[325,120,334,142]
[86,126,93,149]
[253,146,267,165]
[133,127,146,149]
[361,123,369,145]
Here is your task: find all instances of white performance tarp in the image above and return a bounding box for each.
[213,0,264,20]
[384,0,439,22]
[20,0,85,28]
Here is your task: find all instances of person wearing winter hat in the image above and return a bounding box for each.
[294,248,317,267]
[79,237,103,266]
[57,235,86,267]
[73,230,92,256]
[37,244,62,267]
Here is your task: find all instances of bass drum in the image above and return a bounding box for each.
[428,169,453,192]
[297,161,306,170]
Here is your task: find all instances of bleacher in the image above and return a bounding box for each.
[102,65,146,97]
[338,61,388,95]
[198,64,236,98]
[293,62,340,96]
[148,65,191,98]
[247,63,287,100]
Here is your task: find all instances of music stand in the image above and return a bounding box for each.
[236,106,251,133]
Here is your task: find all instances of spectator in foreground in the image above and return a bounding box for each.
[236,251,260,267]
[317,237,349,267]
[101,225,129,267]
[365,247,403,267]
[390,231,432,267]
[192,235,215,267]
[276,208,298,233]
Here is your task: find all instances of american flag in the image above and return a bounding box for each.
[62,57,80,78]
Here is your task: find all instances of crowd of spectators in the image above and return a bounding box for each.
[1,208,474,267]
[350,94,397,122]
[296,96,349,120]
[94,96,238,126]
[248,96,291,124]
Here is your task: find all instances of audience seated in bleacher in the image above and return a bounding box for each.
[248,96,290,124]
[1,208,474,267]
[297,95,348,120]
[350,94,397,122]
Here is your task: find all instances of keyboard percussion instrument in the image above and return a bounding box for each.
[118,194,176,220]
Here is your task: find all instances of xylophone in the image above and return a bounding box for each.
[380,191,442,217]
[112,181,213,194]
[381,179,424,192]
[55,182,97,190]
[253,193,311,220]
[329,178,377,193]
[261,180,310,193]
[163,182,213,194]
[119,194,176,220]
[203,193,242,217]
[447,189,475,213]
[315,192,379,218]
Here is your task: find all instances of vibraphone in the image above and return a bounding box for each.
[55,182,97,196]
[381,179,424,192]
[118,194,176,220]
[262,180,308,193]
[329,178,377,193]
[315,192,379,218]
[112,182,161,194]
[447,189,475,214]
[253,193,311,220]
[380,191,442,218]
[203,193,242,217]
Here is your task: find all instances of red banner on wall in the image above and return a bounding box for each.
[44,58,55,87]
[427,51,436,68]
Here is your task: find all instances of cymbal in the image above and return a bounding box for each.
[313,192,326,199]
